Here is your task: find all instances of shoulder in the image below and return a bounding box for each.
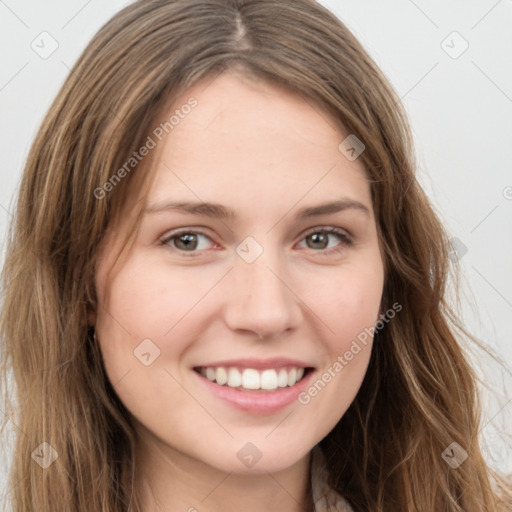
[310,444,354,512]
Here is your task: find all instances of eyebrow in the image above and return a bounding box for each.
[144,198,370,220]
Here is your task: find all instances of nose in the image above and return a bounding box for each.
[223,252,303,340]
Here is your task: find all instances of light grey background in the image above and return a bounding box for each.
[1,0,511,506]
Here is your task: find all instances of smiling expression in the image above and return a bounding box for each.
[92,70,385,474]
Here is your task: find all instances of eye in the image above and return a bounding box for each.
[161,229,215,252]
[160,226,352,256]
[296,227,352,255]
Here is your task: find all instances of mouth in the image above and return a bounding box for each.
[192,365,314,393]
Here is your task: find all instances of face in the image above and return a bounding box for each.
[92,71,385,475]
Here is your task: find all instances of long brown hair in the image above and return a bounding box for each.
[1,0,510,510]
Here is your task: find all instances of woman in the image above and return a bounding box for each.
[1,0,510,510]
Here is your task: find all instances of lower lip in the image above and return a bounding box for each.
[192,369,314,415]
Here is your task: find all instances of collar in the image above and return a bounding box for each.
[310,444,354,512]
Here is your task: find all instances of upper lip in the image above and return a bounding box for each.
[194,357,313,370]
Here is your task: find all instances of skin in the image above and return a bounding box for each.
[90,70,385,512]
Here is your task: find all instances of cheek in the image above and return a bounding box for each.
[97,254,208,337]
[297,264,382,425]
[302,257,384,351]
[94,257,205,426]
[94,255,224,381]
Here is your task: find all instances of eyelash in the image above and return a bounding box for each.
[160,226,353,257]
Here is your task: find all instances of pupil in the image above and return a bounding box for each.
[178,234,197,250]
[310,232,327,249]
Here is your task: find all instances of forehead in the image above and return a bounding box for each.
[161,71,349,161]
[142,71,372,218]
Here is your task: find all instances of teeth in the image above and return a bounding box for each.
[227,367,242,387]
[242,369,260,389]
[216,367,228,385]
[261,369,278,390]
[277,368,288,387]
[287,367,297,387]
[199,366,307,390]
